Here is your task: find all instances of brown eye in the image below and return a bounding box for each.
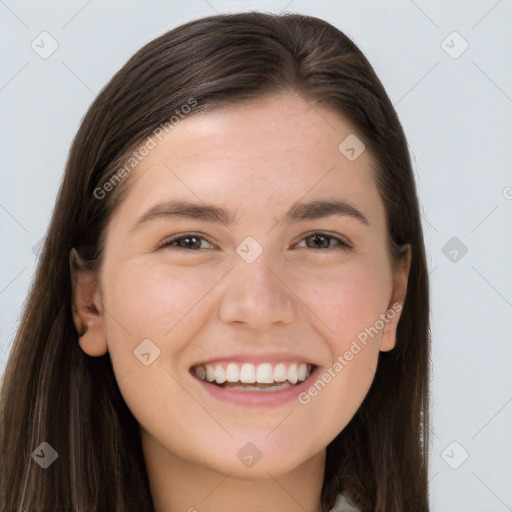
[158,234,213,251]
[299,233,352,251]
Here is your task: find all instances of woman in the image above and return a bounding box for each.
[0,11,430,512]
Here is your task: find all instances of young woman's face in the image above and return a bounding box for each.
[80,92,408,479]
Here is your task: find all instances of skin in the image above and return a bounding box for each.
[71,92,410,512]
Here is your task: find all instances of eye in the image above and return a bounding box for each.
[157,232,352,252]
[296,232,352,251]
[157,234,214,251]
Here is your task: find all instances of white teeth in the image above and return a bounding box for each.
[297,363,308,381]
[287,363,298,384]
[274,363,287,382]
[229,382,292,392]
[195,365,206,380]
[206,364,215,382]
[239,363,256,383]
[226,363,239,382]
[214,365,226,384]
[193,361,313,387]
[256,363,274,383]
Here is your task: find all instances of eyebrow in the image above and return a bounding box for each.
[129,197,369,234]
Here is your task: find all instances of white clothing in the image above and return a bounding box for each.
[329,491,361,511]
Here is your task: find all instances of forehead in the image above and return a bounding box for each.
[109,93,384,231]
[157,93,364,167]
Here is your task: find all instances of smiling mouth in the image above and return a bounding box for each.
[190,362,316,392]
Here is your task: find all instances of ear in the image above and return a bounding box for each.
[69,248,108,357]
[379,244,411,352]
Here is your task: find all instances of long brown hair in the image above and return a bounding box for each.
[0,12,430,511]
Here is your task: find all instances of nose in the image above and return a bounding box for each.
[218,248,296,329]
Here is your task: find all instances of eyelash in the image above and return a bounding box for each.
[157,232,352,252]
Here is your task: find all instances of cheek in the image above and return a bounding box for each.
[108,261,213,327]
[101,260,218,370]
[295,261,391,435]
[297,256,392,347]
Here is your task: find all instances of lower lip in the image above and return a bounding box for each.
[191,366,321,407]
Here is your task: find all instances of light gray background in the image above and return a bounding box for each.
[1,1,511,510]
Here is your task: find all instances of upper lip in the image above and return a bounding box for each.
[190,353,319,368]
